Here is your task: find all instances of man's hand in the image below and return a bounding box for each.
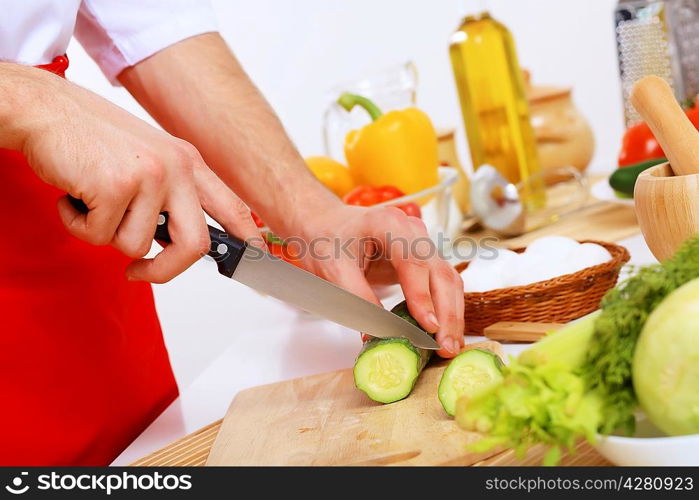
[291,203,465,358]
[118,33,465,356]
[0,63,261,283]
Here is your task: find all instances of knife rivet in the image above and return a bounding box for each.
[157,214,166,226]
[216,243,228,255]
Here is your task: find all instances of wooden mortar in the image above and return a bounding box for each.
[631,76,699,260]
[634,163,699,261]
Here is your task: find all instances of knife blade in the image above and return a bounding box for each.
[232,245,440,349]
[68,196,440,350]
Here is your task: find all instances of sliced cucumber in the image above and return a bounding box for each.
[353,301,433,404]
[354,338,430,403]
[438,349,504,416]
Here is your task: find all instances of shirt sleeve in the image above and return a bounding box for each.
[74,0,217,84]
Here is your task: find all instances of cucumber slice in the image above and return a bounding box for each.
[354,338,429,403]
[438,349,504,416]
[353,301,433,404]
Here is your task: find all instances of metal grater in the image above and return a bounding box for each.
[615,0,699,127]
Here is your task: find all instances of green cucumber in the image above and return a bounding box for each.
[608,157,666,197]
[353,301,433,404]
[438,349,504,416]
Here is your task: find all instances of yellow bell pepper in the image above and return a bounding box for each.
[304,155,355,197]
[338,93,439,195]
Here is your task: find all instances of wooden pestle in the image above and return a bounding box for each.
[630,76,699,176]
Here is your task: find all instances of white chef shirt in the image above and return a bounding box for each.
[0,0,217,83]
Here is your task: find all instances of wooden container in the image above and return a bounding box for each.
[527,84,595,174]
[634,162,699,261]
[454,240,629,335]
[630,76,699,261]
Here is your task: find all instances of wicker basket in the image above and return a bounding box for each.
[455,240,630,335]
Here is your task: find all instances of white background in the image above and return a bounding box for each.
[66,0,624,389]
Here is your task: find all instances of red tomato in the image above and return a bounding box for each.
[343,185,405,206]
[377,185,404,201]
[343,185,421,218]
[397,202,422,218]
[618,122,664,166]
[619,105,699,167]
[343,186,382,206]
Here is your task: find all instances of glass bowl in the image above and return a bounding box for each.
[370,167,459,248]
[259,167,459,250]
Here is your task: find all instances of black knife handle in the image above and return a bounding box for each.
[67,195,248,277]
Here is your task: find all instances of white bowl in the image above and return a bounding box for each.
[595,414,699,466]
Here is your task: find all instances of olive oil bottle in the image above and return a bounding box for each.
[450,10,544,207]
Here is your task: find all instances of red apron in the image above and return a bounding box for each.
[0,56,178,465]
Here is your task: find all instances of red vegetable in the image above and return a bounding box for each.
[251,211,265,228]
[343,185,422,218]
[264,232,303,268]
[619,104,699,166]
[249,213,303,267]
[398,202,422,218]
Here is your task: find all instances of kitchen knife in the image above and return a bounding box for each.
[68,196,440,350]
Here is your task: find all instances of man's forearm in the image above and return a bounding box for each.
[119,33,339,237]
[0,63,57,152]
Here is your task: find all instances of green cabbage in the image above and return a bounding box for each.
[633,278,699,435]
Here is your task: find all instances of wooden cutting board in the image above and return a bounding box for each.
[460,201,639,250]
[131,420,612,466]
[206,361,504,466]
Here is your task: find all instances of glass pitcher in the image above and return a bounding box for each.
[323,61,418,162]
